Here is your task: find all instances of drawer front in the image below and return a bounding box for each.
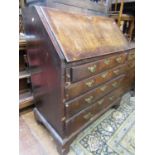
[128,49,135,61]
[65,86,125,135]
[71,53,127,82]
[65,64,127,100]
[65,74,125,118]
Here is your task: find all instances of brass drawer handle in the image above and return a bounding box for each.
[104,58,110,65]
[83,112,93,120]
[101,72,108,78]
[85,96,94,104]
[100,86,106,92]
[116,57,122,63]
[88,65,96,73]
[112,82,118,88]
[113,69,119,75]
[85,80,95,88]
[109,96,115,101]
[98,99,104,105]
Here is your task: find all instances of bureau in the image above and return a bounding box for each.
[23,6,135,155]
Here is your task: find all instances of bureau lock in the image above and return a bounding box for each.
[61,117,66,122]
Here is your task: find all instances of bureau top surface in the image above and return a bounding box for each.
[39,6,129,62]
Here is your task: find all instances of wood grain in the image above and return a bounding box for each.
[19,111,76,155]
[40,7,129,62]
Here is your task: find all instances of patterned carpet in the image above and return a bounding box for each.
[69,92,135,155]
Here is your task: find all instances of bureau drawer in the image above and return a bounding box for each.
[65,74,125,118]
[65,86,125,135]
[71,53,127,82]
[65,64,127,100]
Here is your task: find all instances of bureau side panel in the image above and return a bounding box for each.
[23,7,65,137]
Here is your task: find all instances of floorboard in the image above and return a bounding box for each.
[19,111,60,155]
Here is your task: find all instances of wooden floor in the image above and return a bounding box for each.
[19,109,74,155]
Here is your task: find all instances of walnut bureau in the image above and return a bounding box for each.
[23,6,135,155]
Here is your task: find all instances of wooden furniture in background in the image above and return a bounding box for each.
[25,0,106,16]
[19,4,34,110]
[109,0,135,41]
[23,6,135,154]
[19,33,34,110]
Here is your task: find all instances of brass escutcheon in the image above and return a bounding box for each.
[109,96,115,101]
[113,69,119,75]
[101,72,108,78]
[104,58,110,65]
[83,112,93,120]
[85,96,93,104]
[112,82,118,88]
[88,65,97,73]
[100,86,106,92]
[98,99,104,105]
[116,57,122,63]
[85,80,95,88]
